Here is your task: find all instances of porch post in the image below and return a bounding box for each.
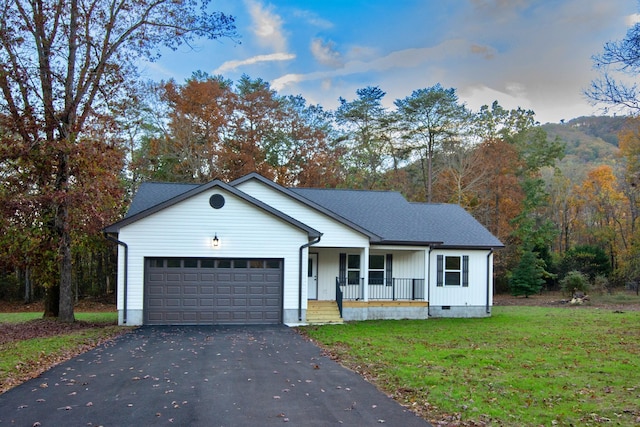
[425,247,431,305]
[362,246,369,301]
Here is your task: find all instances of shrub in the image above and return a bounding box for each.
[559,270,590,296]
[593,274,610,295]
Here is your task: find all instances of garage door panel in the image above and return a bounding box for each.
[148,273,165,282]
[183,312,197,322]
[165,299,181,307]
[200,284,214,292]
[144,258,282,325]
[265,298,280,307]
[183,298,198,307]
[265,285,280,294]
[147,286,164,296]
[234,286,247,294]
[166,285,181,294]
[216,286,231,295]
[199,312,214,322]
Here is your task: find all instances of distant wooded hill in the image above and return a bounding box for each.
[541,116,631,180]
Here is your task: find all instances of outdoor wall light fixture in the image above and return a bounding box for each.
[212,234,219,247]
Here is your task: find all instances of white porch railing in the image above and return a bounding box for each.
[337,277,425,301]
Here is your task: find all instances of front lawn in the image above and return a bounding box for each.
[0,312,130,393]
[301,306,640,426]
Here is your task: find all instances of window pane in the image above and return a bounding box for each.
[369,271,384,285]
[234,259,248,268]
[266,260,280,269]
[445,272,460,286]
[348,271,360,285]
[184,259,198,268]
[348,254,360,269]
[250,260,263,268]
[200,259,215,268]
[148,258,164,268]
[445,256,460,270]
[369,254,385,269]
[217,260,232,268]
[167,259,181,268]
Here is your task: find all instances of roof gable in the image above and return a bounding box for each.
[232,173,381,241]
[104,180,321,238]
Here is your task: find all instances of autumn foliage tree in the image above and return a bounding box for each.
[133,73,342,187]
[0,0,236,321]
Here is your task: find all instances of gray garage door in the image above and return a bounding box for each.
[144,258,283,325]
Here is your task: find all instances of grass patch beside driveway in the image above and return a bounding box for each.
[0,312,130,393]
[301,306,640,426]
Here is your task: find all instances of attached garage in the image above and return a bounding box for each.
[144,258,283,325]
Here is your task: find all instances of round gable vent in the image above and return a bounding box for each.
[209,194,225,209]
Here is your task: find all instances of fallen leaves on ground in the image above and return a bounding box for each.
[0,319,115,346]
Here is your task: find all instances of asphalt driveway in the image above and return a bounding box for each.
[0,325,431,426]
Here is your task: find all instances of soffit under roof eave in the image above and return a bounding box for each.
[432,244,505,250]
[372,240,444,246]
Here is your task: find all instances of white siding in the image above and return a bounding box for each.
[428,249,493,307]
[117,188,309,319]
[237,180,370,248]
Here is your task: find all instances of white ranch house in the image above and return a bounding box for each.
[104,173,503,326]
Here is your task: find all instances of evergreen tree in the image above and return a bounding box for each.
[509,249,546,297]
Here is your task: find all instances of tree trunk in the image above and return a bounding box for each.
[56,150,75,322]
[59,219,75,322]
[23,266,32,304]
[43,285,60,318]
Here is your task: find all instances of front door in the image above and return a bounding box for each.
[308,253,318,299]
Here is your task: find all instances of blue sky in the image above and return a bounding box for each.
[141,0,639,124]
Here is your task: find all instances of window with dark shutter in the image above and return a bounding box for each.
[385,254,393,286]
[339,253,346,286]
[436,255,444,287]
[462,255,469,287]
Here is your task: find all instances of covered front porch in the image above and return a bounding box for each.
[307,247,430,322]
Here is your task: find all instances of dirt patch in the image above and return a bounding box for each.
[493,290,640,311]
[0,295,116,313]
[0,319,117,346]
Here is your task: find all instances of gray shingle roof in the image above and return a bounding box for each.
[291,188,503,248]
[111,175,503,248]
[126,182,199,217]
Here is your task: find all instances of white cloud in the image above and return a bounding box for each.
[626,13,640,26]
[293,9,333,29]
[271,39,468,93]
[310,38,344,68]
[245,0,288,52]
[214,53,296,74]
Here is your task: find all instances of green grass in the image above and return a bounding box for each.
[0,312,128,393]
[301,306,640,426]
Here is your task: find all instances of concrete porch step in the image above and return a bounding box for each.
[306,300,343,324]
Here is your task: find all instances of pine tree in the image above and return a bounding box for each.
[509,249,546,297]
